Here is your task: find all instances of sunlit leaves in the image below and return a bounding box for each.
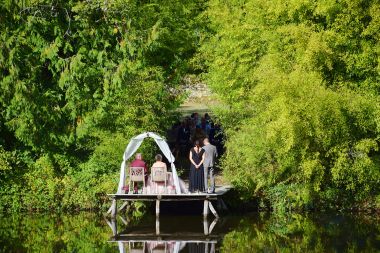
[0,0,205,211]
[204,0,380,210]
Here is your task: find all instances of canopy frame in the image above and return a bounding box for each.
[116,132,181,194]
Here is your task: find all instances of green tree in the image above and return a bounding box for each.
[0,0,206,211]
[202,0,380,210]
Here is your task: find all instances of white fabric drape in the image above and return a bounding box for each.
[118,242,125,253]
[116,132,182,194]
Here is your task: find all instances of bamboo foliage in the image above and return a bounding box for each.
[203,0,380,210]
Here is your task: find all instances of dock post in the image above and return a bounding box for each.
[203,200,209,218]
[156,216,160,235]
[156,199,160,217]
[111,199,117,218]
[203,217,209,235]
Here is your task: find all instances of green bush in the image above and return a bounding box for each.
[266,184,313,212]
[23,155,63,211]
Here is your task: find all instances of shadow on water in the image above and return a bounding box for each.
[0,212,380,252]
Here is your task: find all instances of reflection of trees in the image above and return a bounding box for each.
[1,213,380,252]
[221,214,380,253]
[0,213,116,252]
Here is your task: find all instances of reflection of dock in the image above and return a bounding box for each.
[108,185,231,218]
[107,216,219,253]
[110,235,218,242]
[111,240,216,253]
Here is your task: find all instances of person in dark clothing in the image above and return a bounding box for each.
[213,123,224,155]
[188,140,205,193]
[178,121,190,144]
[208,122,215,143]
[177,121,191,156]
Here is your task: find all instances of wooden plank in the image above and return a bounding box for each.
[111,199,117,218]
[118,201,129,212]
[109,197,219,202]
[111,233,220,241]
[155,216,160,235]
[119,216,129,226]
[203,218,209,235]
[209,201,219,218]
[109,194,219,199]
[108,194,221,198]
[108,191,228,197]
[109,239,218,243]
[105,217,117,236]
[107,184,232,199]
[208,218,218,234]
[112,198,218,202]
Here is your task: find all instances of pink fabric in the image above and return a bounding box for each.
[146,173,176,194]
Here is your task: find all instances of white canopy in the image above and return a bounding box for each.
[116,132,181,194]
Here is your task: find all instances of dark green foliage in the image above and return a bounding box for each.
[203,0,380,211]
[0,0,205,211]
[221,213,380,252]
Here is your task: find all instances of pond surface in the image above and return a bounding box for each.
[0,212,379,252]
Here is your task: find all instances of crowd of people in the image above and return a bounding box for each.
[167,112,224,193]
[167,112,224,159]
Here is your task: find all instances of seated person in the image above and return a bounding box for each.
[150,154,169,194]
[130,153,147,193]
[151,154,167,169]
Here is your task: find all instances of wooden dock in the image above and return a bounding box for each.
[107,185,231,218]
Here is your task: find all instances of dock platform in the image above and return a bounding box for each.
[107,185,231,218]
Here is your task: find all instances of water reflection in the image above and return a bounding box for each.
[107,216,219,253]
[116,240,215,253]
[0,212,379,252]
[220,213,380,252]
[0,213,116,252]
[106,216,219,236]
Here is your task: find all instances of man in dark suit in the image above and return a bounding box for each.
[202,138,218,193]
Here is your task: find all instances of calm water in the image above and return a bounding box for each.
[0,212,379,252]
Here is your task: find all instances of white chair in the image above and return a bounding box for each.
[129,167,145,194]
[151,167,167,194]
